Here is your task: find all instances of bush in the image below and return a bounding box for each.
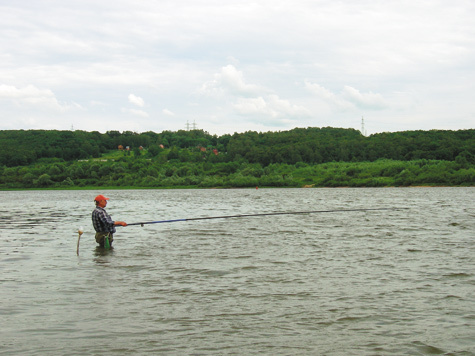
[35,174,54,187]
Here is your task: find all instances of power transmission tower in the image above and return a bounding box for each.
[361,117,367,136]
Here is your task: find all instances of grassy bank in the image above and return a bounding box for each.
[1,157,473,190]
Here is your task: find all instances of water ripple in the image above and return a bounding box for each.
[0,188,474,355]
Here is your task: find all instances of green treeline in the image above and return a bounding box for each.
[0,127,474,189]
[1,127,474,167]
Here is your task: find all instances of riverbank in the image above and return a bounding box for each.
[2,158,474,190]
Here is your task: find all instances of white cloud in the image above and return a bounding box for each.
[0,1,474,134]
[305,81,388,111]
[234,95,309,123]
[162,109,175,116]
[220,65,262,96]
[305,81,354,111]
[233,97,266,115]
[122,108,149,117]
[200,65,262,97]
[342,86,388,110]
[128,93,144,107]
[0,84,75,112]
[201,65,309,125]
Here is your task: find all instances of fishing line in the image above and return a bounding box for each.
[127,207,405,227]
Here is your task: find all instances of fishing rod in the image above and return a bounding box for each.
[127,207,404,227]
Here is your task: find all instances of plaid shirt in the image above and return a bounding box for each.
[92,206,116,233]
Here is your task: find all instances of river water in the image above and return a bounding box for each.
[0,188,474,355]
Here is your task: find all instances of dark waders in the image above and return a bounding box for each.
[95,232,113,249]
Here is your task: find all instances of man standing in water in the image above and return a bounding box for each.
[92,194,127,247]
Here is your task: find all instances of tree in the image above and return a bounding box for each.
[35,174,54,187]
[167,146,179,160]
[133,146,142,158]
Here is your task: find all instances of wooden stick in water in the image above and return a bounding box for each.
[77,226,84,256]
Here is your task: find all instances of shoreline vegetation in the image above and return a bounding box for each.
[0,185,470,192]
[1,127,474,189]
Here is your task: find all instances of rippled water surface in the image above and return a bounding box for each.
[0,188,474,355]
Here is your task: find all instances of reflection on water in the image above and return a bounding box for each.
[93,246,115,264]
[0,188,474,355]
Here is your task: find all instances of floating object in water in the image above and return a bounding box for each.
[77,226,84,256]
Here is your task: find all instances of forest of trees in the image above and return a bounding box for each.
[0,127,474,189]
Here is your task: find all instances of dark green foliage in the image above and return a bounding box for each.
[0,128,473,188]
[1,127,474,167]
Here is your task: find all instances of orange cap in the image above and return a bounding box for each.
[94,194,110,202]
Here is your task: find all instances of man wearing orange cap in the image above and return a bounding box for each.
[92,194,127,247]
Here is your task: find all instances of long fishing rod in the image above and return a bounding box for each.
[127,207,403,227]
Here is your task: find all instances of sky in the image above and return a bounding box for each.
[1,0,474,136]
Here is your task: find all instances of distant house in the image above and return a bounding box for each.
[118,145,124,150]
[139,146,144,150]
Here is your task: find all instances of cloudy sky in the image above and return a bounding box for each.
[1,0,474,135]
